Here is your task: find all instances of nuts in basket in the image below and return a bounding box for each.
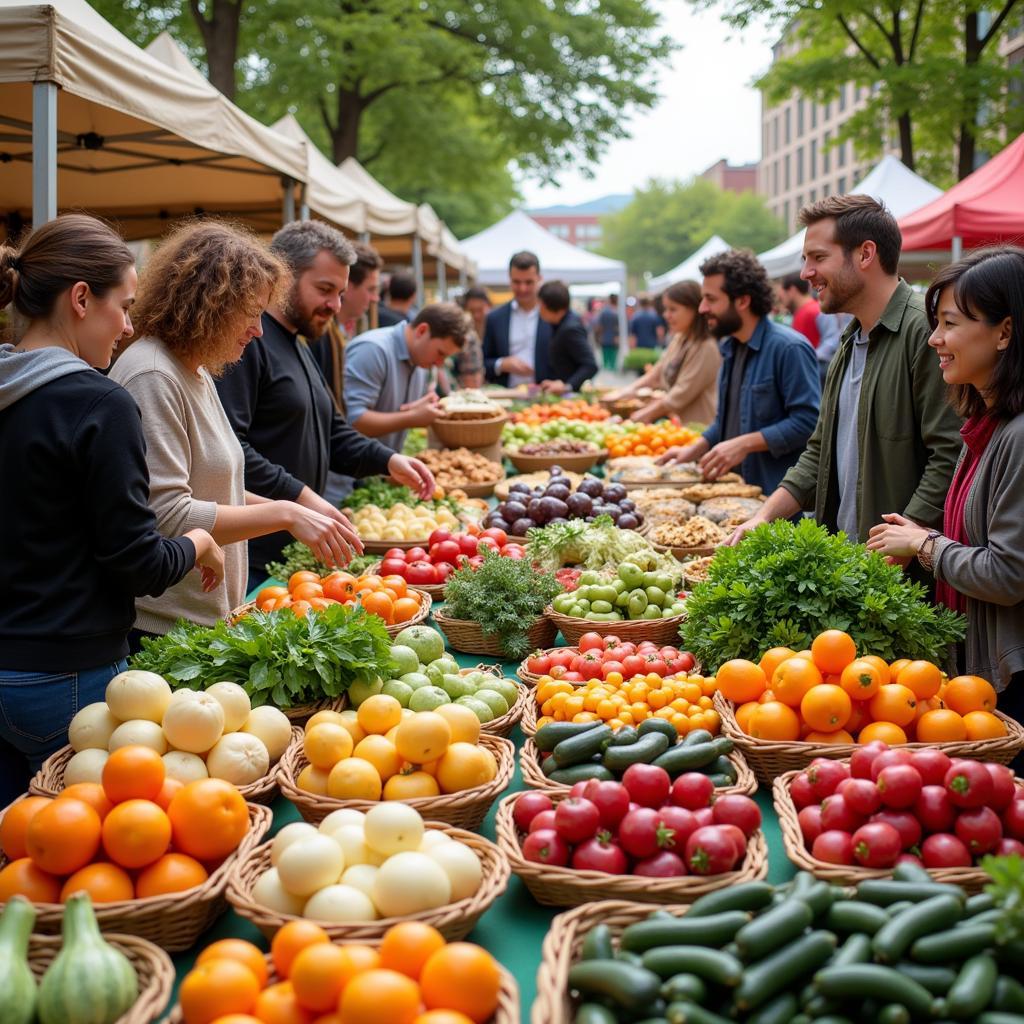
[682,555,716,582]
[680,481,764,502]
[436,389,504,419]
[651,516,727,548]
[418,447,502,489]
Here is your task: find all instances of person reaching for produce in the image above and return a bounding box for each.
[866,246,1024,725]
[0,214,224,802]
[109,221,362,648]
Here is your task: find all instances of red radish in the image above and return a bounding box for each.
[870,749,914,781]
[837,777,882,817]
[712,795,762,837]
[876,764,923,810]
[1002,798,1024,841]
[850,741,890,779]
[851,822,902,868]
[554,798,601,844]
[812,830,855,865]
[522,829,570,866]
[528,810,557,834]
[685,826,740,875]
[634,851,687,877]
[984,763,1016,812]
[913,786,956,834]
[820,794,866,834]
[571,835,628,874]
[798,805,824,844]
[806,759,850,801]
[921,833,972,868]
[513,792,553,832]
[910,749,953,787]
[945,761,993,809]
[789,772,817,810]
[954,806,1003,856]
[670,773,715,811]
[870,810,922,851]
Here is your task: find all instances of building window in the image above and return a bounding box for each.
[823,182,830,196]
[810,138,817,179]
[773,116,779,151]
[773,161,779,195]
[796,145,804,185]
[837,138,846,167]
[839,83,847,112]
[838,175,847,194]
[811,102,817,129]
[796,193,803,216]
[824,100,831,120]
[785,107,791,144]
[784,153,791,191]
[797,99,804,135]
[810,188,817,202]
[823,130,831,173]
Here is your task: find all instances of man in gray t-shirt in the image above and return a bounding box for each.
[834,329,869,538]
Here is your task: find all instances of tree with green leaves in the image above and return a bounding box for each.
[599,178,787,280]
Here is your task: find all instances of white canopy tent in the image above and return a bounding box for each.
[461,209,629,350]
[0,0,308,239]
[647,234,732,292]
[756,156,943,278]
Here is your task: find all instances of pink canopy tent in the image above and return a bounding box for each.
[898,133,1024,258]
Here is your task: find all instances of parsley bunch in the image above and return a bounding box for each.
[680,519,965,669]
[442,549,562,659]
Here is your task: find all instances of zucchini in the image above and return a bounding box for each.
[659,973,707,1004]
[573,1004,617,1024]
[802,995,841,1017]
[733,930,837,1011]
[872,894,964,963]
[681,728,714,747]
[829,932,872,968]
[891,963,955,995]
[855,880,965,906]
[813,965,935,1018]
[665,1003,732,1024]
[994,976,1024,1013]
[909,921,996,963]
[580,924,614,961]
[945,953,998,1018]
[734,900,813,962]
[608,726,639,746]
[746,992,799,1024]
[969,908,1002,926]
[652,742,720,774]
[825,900,889,935]
[547,764,615,786]
[603,732,670,771]
[638,717,679,741]
[641,946,743,986]
[686,881,776,918]
[806,1017,855,1024]
[568,959,662,1013]
[535,719,601,752]
[553,725,613,767]
[885,901,915,918]
[621,911,750,953]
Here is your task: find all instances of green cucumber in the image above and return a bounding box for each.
[974,1014,1024,1024]
[553,724,613,767]
[686,881,776,918]
[812,965,935,1018]
[659,974,707,1004]
[825,900,890,935]
[580,924,614,961]
[573,1004,617,1024]
[877,1006,910,1024]
[535,719,601,752]
[893,861,934,885]
[945,953,998,1017]
[829,932,873,968]
[568,959,662,1013]
[746,992,799,1024]
[608,726,639,746]
[965,892,997,916]
[638,717,680,741]
[969,908,1002,925]
[602,732,670,771]
[617,950,644,965]
[640,946,743,986]
[994,976,1024,1013]
[665,1003,732,1024]
[801,880,838,918]
[909,921,996,963]
[705,773,735,787]
[891,963,955,995]
[802,994,841,1017]
[651,742,720,773]
[855,880,965,906]
[872,894,964,963]
[734,899,813,961]
[621,911,750,952]
[702,755,737,780]
[733,930,837,1011]
[885,901,915,918]
[681,728,714,746]
[548,764,615,785]
[806,1017,855,1024]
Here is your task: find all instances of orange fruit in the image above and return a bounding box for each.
[394,713,452,764]
[896,660,943,700]
[327,759,383,801]
[804,729,855,744]
[168,779,249,861]
[357,696,403,736]
[715,660,767,704]
[758,647,797,681]
[337,968,420,1024]
[59,861,134,903]
[859,721,908,745]
[253,981,315,1024]
[25,797,102,875]
[734,701,760,735]
[257,586,290,610]
[916,708,968,743]
[435,743,493,794]
[179,958,261,1024]
[772,657,823,708]
[304,723,354,770]
[197,939,268,988]
[383,772,441,800]
[800,684,852,733]
[0,796,52,860]
[963,710,1007,740]
[136,852,209,897]
[271,920,330,979]
[839,659,883,702]
[0,857,61,902]
[290,943,352,1013]
[943,675,998,715]
[360,591,394,624]
[352,734,402,781]
[291,581,325,602]
[380,922,446,980]
[845,701,872,736]
[208,1017,264,1024]
[413,1014,475,1024]
[57,783,114,821]
[859,655,891,685]
[420,943,502,1023]
[868,684,918,728]
[102,745,166,804]
[810,630,857,674]
[288,571,321,590]
[889,659,912,679]
[749,701,801,741]
[155,777,185,811]
[380,575,408,599]
[101,798,171,869]
[392,597,422,623]
[322,572,357,602]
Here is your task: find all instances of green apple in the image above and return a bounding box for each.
[389,644,420,677]
[473,689,510,718]
[393,625,444,664]
[381,680,413,707]
[455,696,494,723]
[486,678,520,707]
[399,672,433,691]
[440,673,477,700]
[347,675,383,707]
[409,686,451,712]
[462,671,490,691]
[425,656,460,686]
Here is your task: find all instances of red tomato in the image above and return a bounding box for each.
[572,836,628,874]
[528,809,557,833]
[434,561,455,581]
[812,830,855,865]
[481,527,508,547]
[667,652,696,673]
[876,764,923,810]
[602,634,622,647]
[428,529,452,547]
[945,761,994,809]
[921,832,972,868]
[434,540,461,564]
[671,773,714,811]
[984,763,1016,812]
[572,651,604,675]
[643,655,668,677]
[512,792,553,832]
[712,795,762,838]
[807,759,850,802]
[548,650,575,670]
[379,558,407,577]
[692,807,715,828]
[656,806,699,850]
[577,633,606,653]
[685,825,740,875]
[820,794,866,834]
[617,808,664,859]
[870,810,922,850]
[1002,798,1024,841]
[554,798,601,844]
[914,785,956,834]
[896,852,925,868]
[621,655,647,679]
[837,777,882,817]
[717,823,749,862]
[405,560,439,585]
[606,646,632,663]
[526,652,552,675]
[996,838,1024,857]
[581,780,631,830]
[621,764,671,809]
[955,806,1003,856]
[601,661,625,680]
[798,805,824,845]
[634,851,687,877]
[458,535,479,556]
[478,537,502,553]
[909,748,953,787]
[406,546,428,562]
[521,828,570,866]
[384,547,407,561]
[789,772,817,810]
[851,822,902,868]
[850,740,890,779]
[502,547,526,560]
[562,671,585,683]
[468,555,485,568]
[869,749,914,781]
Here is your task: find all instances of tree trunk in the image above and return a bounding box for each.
[897,110,915,171]
[328,86,365,163]
[957,10,982,180]
[189,0,241,100]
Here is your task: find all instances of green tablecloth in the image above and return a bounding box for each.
[167,605,797,1023]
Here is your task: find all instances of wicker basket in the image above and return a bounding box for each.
[650,541,719,559]
[30,728,303,806]
[518,736,757,798]
[496,791,766,907]
[453,475,504,499]
[359,536,433,554]
[533,899,697,1024]
[457,665,528,738]
[227,821,510,943]
[385,590,432,638]
[431,413,509,448]
[28,931,175,1024]
[276,733,515,831]
[505,449,606,474]
[433,609,557,658]
[281,696,349,725]
[0,798,272,951]
[717,691,1024,786]
[544,606,686,647]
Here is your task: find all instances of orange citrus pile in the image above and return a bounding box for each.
[255,570,424,625]
[510,399,610,424]
[606,421,701,459]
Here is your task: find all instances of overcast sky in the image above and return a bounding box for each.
[520,2,776,207]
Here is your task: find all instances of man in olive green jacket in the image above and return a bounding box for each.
[729,195,963,545]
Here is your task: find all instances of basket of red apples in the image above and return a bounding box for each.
[774,740,1024,893]
[495,764,767,907]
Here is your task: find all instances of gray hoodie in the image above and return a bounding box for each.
[0,343,93,411]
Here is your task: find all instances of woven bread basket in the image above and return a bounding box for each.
[227,822,510,943]
[276,732,515,831]
[433,609,557,658]
[505,449,605,474]
[0,797,272,951]
[431,412,509,448]
[495,791,767,908]
[544,606,686,647]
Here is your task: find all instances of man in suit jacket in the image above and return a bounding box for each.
[483,250,552,386]
[537,280,598,393]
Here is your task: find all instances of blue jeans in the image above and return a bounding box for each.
[0,659,126,806]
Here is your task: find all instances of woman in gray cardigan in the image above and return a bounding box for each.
[867,246,1024,729]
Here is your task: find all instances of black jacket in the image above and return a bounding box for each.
[548,310,599,391]
[215,313,394,571]
[0,373,194,670]
[482,302,553,385]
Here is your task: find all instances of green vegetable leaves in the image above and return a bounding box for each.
[679,519,965,669]
[130,603,394,709]
[342,477,458,515]
[983,853,1024,946]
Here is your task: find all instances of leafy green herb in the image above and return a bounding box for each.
[983,853,1024,945]
[402,428,427,456]
[130,603,394,709]
[265,541,378,582]
[342,477,459,514]
[442,548,562,659]
[680,519,965,669]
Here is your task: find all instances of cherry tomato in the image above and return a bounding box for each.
[617,808,664,859]
[685,825,739,875]
[869,810,922,850]
[634,851,687,877]
[909,748,953,787]
[837,777,882,817]
[789,772,817,810]
[1002,798,1024,841]
[984,763,1016,812]
[622,764,671,809]
[554,797,601,844]
[717,823,749,862]
[798,805,824,845]
[876,764,923,810]
[850,740,890,779]
[870,749,914,781]
[914,785,956,834]
[921,832,972,868]
[954,806,1003,856]
[512,792,553,832]
[522,828,570,866]
[712,795,762,838]
[571,836,628,874]
[581,780,631,830]
[806,759,850,802]
[945,761,994,809]
[812,830,855,865]
[851,822,902,868]
[820,794,866,834]
[671,773,715,811]
[656,806,699,851]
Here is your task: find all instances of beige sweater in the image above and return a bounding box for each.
[109,338,247,632]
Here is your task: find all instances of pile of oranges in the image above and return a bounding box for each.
[534,672,721,736]
[255,570,425,626]
[510,399,610,424]
[605,421,701,459]
[0,745,249,905]
[179,920,502,1024]
[716,629,1007,746]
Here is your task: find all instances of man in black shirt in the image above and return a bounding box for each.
[216,221,435,585]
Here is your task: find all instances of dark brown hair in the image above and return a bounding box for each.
[538,280,571,313]
[509,250,540,273]
[131,220,288,373]
[663,279,710,341]
[798,194,902,275]
[925,245,1024,420]
[412,302,468,349]
[699,250,776,318]
[0,213,134,319]
[387,271,417,302]
[349,242,383,287]
[781,273,810,294]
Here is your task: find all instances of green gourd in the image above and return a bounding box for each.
[37,892,138,1024]
[0,895,38,1024]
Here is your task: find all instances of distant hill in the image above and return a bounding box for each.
[527,194,632,216]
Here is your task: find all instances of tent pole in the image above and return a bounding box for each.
[359,231,370,243]
[458,265,467,290]
[952,236,963,261]
[412,234,424,303]
[437,256,447,300]
[617,275,629,372]
[32,82,57,225]
[299,182,309,221]
[281,177,295,224]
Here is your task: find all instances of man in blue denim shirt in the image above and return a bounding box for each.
[657,249,820,493]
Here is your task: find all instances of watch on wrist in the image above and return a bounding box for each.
[917,530,941,571]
